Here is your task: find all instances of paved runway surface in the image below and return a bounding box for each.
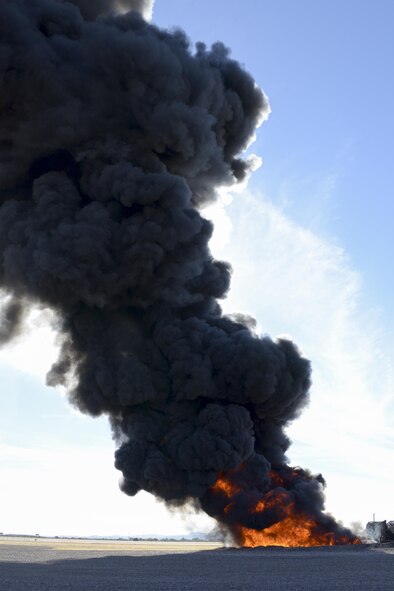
[0,537,393,590]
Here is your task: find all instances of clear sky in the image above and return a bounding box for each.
[0,0,393,537]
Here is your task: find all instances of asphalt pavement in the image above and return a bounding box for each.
[0,538,392,590]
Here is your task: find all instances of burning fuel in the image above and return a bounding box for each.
[0,0,358,546]
[205,469,359,546]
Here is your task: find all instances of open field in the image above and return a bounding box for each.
[0,536,393,590]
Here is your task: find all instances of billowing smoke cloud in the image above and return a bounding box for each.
[0,0,355,544]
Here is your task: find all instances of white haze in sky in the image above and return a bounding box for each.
[207,190,394,528]
[116,0,155,20]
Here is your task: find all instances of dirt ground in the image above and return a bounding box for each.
[0,536,393,590]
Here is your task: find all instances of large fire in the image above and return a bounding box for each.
[210,469,360,548]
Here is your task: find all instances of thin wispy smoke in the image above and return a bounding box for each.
[0,0,355,544]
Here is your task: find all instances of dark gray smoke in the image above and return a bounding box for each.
[0,296,25,345]
[0,0,355,544]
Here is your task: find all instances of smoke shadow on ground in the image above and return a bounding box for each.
[0,546,393,591]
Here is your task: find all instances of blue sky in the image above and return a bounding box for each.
[155,0,394,309]
[0,0,393,537]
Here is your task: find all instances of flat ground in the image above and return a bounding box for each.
[0,536,392,590]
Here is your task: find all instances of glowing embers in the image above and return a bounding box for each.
[210,468,360,547]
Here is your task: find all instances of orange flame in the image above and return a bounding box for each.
[210,471,360,548]
[211,476,240,497]
[239,510,357,548]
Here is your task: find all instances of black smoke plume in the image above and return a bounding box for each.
[0,0,355,544]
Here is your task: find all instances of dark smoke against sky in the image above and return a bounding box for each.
[0,0,355,542]
[68,0,154,20]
